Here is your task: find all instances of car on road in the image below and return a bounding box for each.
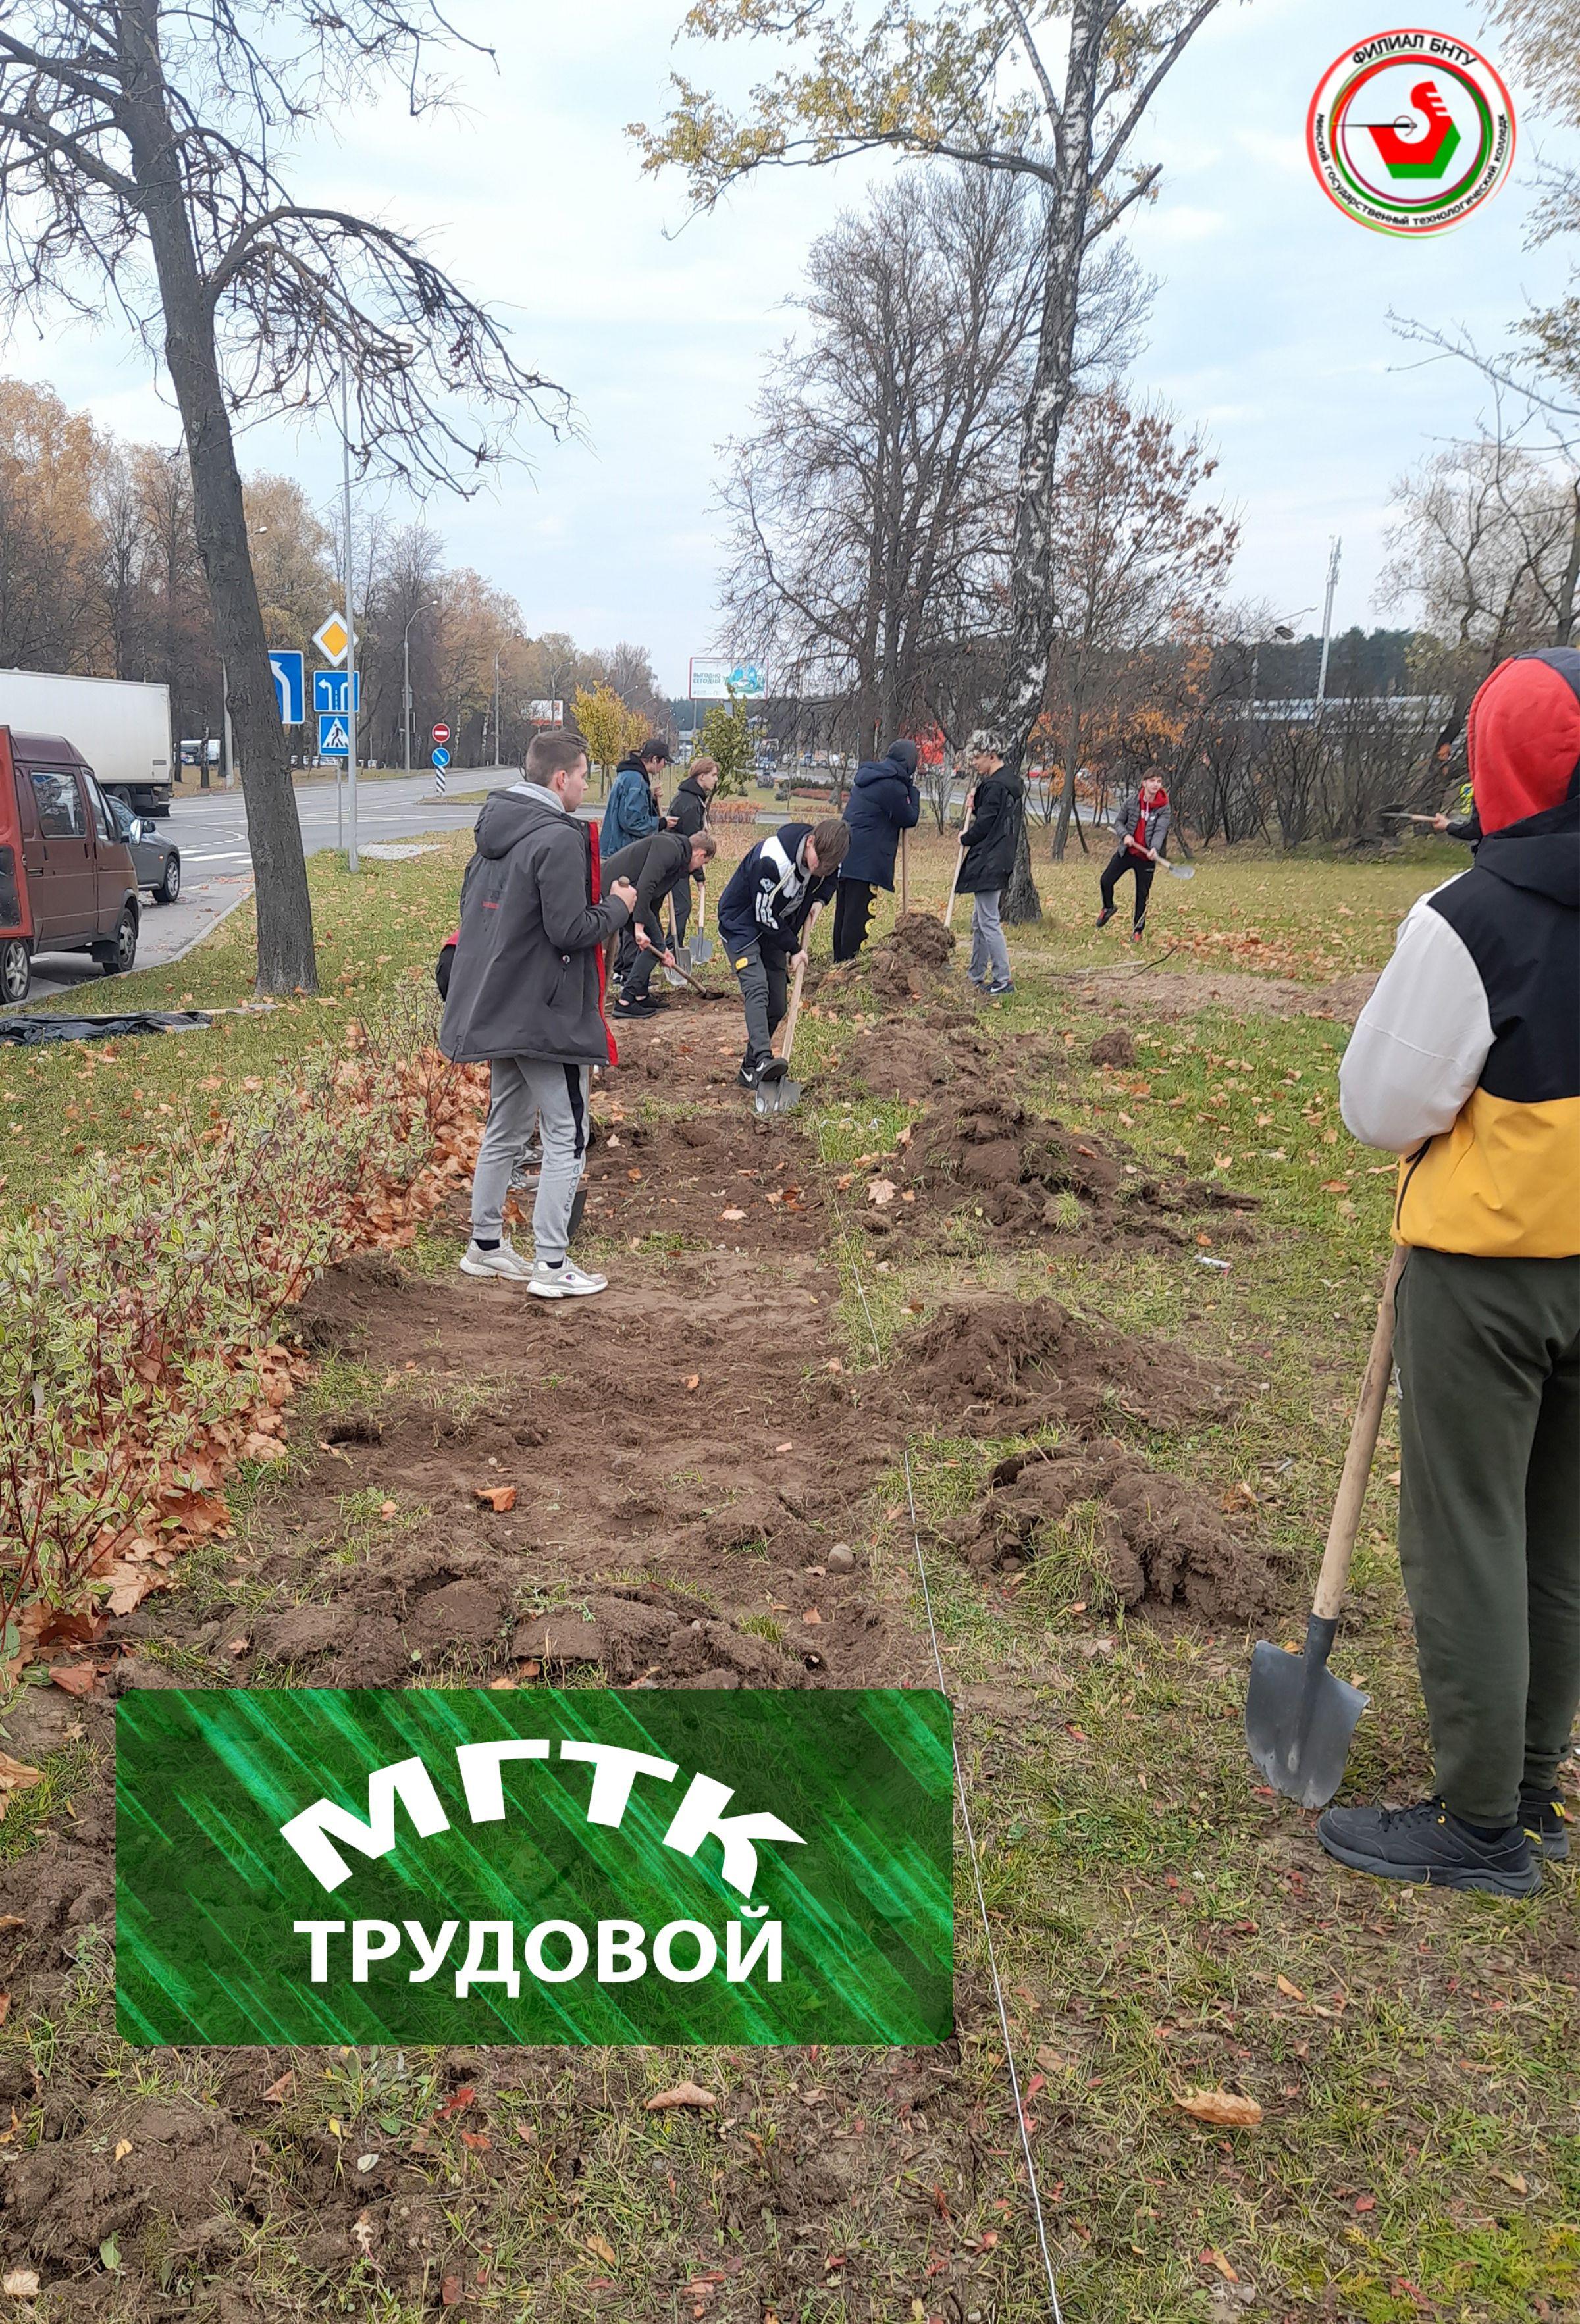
[0,729,141,1004]
[108,795,181,904]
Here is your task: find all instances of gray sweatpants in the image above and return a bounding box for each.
[471,1058,589,1262]
[968,891,1011,987]
[732,940,790,1063]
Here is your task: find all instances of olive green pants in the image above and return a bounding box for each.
[1394,1247,1580,1828]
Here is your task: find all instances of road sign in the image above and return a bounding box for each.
[269,650,305,726]
[431,722,451,744]
[689,656,767,702]
[431,745,451,769]
[313,611,350,667]
[317,712,351,758]
[314,669,362,715]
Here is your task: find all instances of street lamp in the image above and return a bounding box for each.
[403,602,433,775]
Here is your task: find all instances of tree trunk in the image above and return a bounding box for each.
[1555,481,1580,649]
[986,0,1107,930]
[118,1,317,994]
[1001,795,1040,923]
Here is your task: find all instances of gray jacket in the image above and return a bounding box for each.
[1111,787,1172,857]
[440,784,631,1066]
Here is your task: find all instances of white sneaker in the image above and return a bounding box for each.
[528,1258,608,1300]
[460,1238,535,1281]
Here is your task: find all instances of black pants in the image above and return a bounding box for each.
[667,873,691,952]
[833,879,876,962]
[1099,847,1155,927]
[615,923,657,1000]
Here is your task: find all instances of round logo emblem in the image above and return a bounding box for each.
[1307,30,1515,236]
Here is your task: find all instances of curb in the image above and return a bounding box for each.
[155,878,257,972]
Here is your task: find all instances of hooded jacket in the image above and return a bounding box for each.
[1340,647,1580,1258]
[600,754,665,854]
[957,766,1025,894]
[718,823,837,956]
[440,783,631,1068]
[602,828,691,949]
[667,772,714,843]
[840,751,921,889]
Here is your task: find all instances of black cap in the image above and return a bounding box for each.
[639,738,672,765]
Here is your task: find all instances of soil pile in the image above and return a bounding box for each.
[1088,1027,1137,1067]
[900,1087,1260,1247]
[866,910,957,1000]
[945,1438,1280,1621]
[889,1293,1241,1435]
[843,1018,992,1103]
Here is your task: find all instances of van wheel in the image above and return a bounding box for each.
[1,937,29,1005]
[99,908,138,977]
[154,853,181,904]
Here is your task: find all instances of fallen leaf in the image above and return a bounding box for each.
[802,1608,822,1625]
[584,2232,619,2267]
[113,2138,132,2161]
[1174,2086,1263,2128]
[46,1664,97,1698]
[2,2271,40,2298]
[440,2276,463,2306]
[472,1485,517,1513]
[867,1177,896,1207]
[720,1207,746,1222]
[1201,2248,1240,2284]
[262,2071,294,2104]
[684,1374,700,1391]
[0,1916,23,1931]
[1276,1975,1306,2001]
[774,1441,793,1453]
[645,2081,717,2111]
[459,2129,492,2151]
[1354,2194,1376,2214]
[379,1499,398,1520]
[436,2084,477,2120]
[1492,2168,1528,2195]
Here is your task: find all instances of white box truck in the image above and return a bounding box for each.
[0,671,173,816]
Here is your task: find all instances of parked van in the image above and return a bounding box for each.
[0,729,141,1004]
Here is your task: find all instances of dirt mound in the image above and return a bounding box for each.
[891,1293,1240,1435]
[1088,1027,1137,1067]
[866,910,957,999]
[946,1438,1280,1622]
[895,1089,1259,1248]
[515,1587,808,1689]
[845,1019,991,1102]
[1067,967,1379,1023]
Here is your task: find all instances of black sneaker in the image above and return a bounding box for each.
[758,1056,787,1083]
[737,1054,770,1091]
[1519,1787,1571,1863]
[1095,905,1117,929]
[1317,1798,1539,1896]
[613,994,658,1019]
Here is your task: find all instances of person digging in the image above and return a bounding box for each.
[834,736,921,961]
[441,728,637,1299]
[1324,644,1580,1895]
[718,816,849,1090]
[1096,773,1171,940]
[602,825,718,1018]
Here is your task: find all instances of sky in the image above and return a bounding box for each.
[13,0,1577,696]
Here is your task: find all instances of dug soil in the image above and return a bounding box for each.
[1,976,1285,2322]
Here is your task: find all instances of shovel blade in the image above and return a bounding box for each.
[687,932,714,966]
[1246,1630,1368,1809]
[752,1075,803,1116]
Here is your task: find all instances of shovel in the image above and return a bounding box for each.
[754,906,821,1116]
[687,878,714,968]
[1245,1244,1408,1808]
[664,955,726,1000]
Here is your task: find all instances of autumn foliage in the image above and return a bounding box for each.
[0,991,487,1682]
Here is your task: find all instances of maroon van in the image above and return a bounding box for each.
[0,728,141,1004]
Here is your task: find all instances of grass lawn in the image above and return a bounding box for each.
[5,823,1571,2321]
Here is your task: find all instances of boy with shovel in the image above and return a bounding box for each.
[1323,644,1580,1895]
[719,817,849,1091]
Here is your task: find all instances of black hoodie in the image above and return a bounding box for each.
[440,783,631,1067]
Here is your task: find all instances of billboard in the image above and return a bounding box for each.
[689,657,767,702]
[527,699,565,723]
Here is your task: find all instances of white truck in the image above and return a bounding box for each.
[0,671,173,817]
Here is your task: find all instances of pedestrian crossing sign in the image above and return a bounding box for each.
[317,712,350,758]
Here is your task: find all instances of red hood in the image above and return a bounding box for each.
[1466,648,1580,833]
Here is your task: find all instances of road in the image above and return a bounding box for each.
[21,770,494,1004]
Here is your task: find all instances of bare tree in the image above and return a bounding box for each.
[1381,420,1580,659]
[637,0,1225,927]
[0,3,566,990]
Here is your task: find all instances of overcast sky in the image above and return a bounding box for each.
[13,0,1577,695]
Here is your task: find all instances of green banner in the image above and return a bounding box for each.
[116,1688,953,2046]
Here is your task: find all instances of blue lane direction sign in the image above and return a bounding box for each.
[313,669,362,716]
[317,712,351,758]
[269,650,305,726]
[430,746,451,769]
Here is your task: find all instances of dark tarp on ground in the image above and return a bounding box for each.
[0,1011,213,1046]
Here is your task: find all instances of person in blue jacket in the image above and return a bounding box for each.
[833,738,922,960]
[600,740,673,856]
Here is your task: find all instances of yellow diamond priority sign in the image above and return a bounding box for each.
[313,611,350,667]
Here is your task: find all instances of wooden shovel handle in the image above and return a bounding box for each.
[899,829,910,916]
[779,902,822,1067]
[1312,1244,1408,1621]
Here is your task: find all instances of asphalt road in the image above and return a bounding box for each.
[21,769,495,1004]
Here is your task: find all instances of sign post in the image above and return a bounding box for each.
[431,728,451,797]
[338,361,360,872]
[312,610,350,850]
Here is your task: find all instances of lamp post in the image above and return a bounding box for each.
[493,649,502,767]
[402,602,432,775]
